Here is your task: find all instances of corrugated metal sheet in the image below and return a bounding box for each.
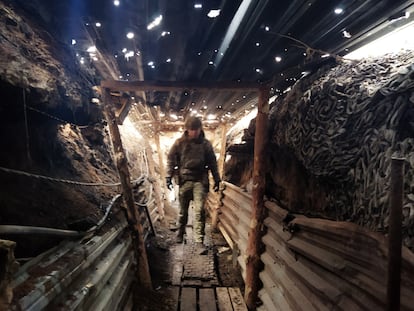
[216,182,414,311]
[11,219,136,310]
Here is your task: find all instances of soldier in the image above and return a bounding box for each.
[166,116,220,253]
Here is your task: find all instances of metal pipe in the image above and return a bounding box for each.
[0,225,84,238]
[386,157,405,311]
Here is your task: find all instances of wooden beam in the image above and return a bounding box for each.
[144,141,165,221]
[116,96,132,125]
[211,123,228,230]
[102,88,152,288]
[244,86,270,310]
[387,157,405,311]
[218,123,227,178]
[101,80,262,92]
[154,117,171,213]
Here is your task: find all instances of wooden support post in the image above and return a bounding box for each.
[154,126,171,213]
[212,123,227,230]
[102,88,152,288]
[386,157,405,311]
[244,86,269,310]
[218,123,227,178]
[144,141,165,220]
[0,240,18,310]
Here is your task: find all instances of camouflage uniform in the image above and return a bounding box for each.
[167,130,220,243]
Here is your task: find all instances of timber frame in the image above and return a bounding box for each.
[100,80,270,309]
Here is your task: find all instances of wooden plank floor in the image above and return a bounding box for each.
[177,286,248,311]
[168,204,248,310]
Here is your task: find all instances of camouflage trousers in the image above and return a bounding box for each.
[178,181,207,243]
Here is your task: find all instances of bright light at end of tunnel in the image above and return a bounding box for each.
[113,0,120,6]
[126,32,134,39]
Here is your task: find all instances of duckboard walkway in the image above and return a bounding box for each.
[168,222,248,311]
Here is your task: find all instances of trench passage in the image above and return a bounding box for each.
[151,199,248,311]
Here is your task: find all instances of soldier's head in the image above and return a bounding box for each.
[184,116,202,139]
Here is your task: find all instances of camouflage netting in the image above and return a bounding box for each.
[270,50,414,248]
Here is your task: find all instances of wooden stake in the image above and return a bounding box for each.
[244,86,270,310]
[102,87,152,288]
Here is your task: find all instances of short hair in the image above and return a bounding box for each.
[184,116,202,130]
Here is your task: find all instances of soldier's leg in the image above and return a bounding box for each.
[192,182,207,243]
[177,181,192,242]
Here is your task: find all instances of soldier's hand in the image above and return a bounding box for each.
[166,177,173,190]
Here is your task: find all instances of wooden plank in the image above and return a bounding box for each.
[228,287,248,311]
[171,244,184,286]
[199,288,217,311]
[167,286,180,310]
[180,287,197,311]
[101,80,261,92]
[216,288,233,311]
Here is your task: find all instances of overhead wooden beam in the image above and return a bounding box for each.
[101,80,263,92]
[244,86,270,310]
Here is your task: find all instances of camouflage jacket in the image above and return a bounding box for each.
[167,130,220,188]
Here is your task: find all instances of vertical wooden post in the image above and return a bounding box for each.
[102,87,152,288]
[244,86,269,310]
[217,123,227,178]
[387,157,405,311]
[144,140,165,220]
[211,123,227,230]
[154,127,171,212]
